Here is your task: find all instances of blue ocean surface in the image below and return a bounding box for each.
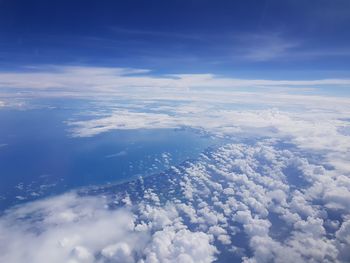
[0,103,218,210]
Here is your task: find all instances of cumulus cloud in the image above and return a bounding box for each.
[0,193,216,263]
[1,139,350,262]
[142,227,217,263]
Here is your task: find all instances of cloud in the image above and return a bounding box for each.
[0,66,350,95]
[141,227,217,263]
[67,110,178,137]
[179,142,349,262]
[2,66,350,176]
[233,33,300,62]
[0,192,217,263]
[1,65,350,262]
[1,138,350,262]
[105,150,128,158]
[16,67,347,173]
[66,101,350,175]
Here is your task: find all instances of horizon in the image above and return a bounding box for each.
[0,1,350,263]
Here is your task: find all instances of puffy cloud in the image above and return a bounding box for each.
[336,220,350,244]
[1,126,350,262]
[142,227,217,263]
[101,242,133,262]
[0,193,216,263]
[324,186,350,211]
[175,142,350,262]
[336,220,350,261]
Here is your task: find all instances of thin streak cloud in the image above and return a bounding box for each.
[0,66,349,94]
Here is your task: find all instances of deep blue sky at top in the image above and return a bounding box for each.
[0,0,350,78]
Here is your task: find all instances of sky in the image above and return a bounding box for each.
[0,0,350,79]
[1,2,350,263]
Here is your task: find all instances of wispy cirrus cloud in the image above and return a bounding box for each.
[228,32,350,62]
[232,33,300,62]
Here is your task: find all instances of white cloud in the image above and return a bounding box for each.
[65,101,350,176]
[0,193,216,263]
[1,65,350,262]
[1,66,350,94]
[1,139,350,262]
[142,227,217,263]
[2,66,350,173]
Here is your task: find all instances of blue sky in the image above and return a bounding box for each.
[0,0,350,79]
[1,2,350,262]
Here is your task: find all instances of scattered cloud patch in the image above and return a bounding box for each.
[1,140,349,262]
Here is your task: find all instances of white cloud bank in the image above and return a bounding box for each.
[1,65,350,262]
[0,140,349,262]
[2,66,350,172]
[0,193,217,263]
[0,65,350,94]
[67,102,350,174]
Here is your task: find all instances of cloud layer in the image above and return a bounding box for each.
[1,65,350,262]
[1,66,350,95]
[1,140,349,262]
